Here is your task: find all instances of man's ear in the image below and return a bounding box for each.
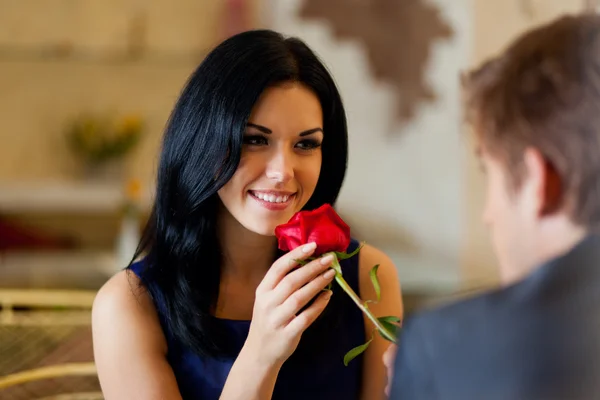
[523,147,562,216]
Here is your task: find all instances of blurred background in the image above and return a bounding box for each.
[0,0,592,398]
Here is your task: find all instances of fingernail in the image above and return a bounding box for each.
[320,254,334,265]
[324,290,333,299]
[324,269,336,279]
[302,242,317,253]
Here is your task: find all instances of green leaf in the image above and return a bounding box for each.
[378,316,401,323]
[334,242,365,260]
[377,330,399,343]
[343,336,373,366]
[377,316,401,341]
[370,264,381,302]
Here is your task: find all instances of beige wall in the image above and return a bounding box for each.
[0,0,238,248]
[461,0,588,289]
[0,61,193,183]
[264,0,470,292]
[0,0,224,184]
[0,0,593,286]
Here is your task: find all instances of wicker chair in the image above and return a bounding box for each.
[0,289,103,400]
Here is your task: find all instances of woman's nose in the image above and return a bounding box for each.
[265,149,294,183]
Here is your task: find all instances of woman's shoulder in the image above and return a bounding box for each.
[356,242,403,315]
[92,272,183,398]
[92,269,168,354]
[357,243,394,270]
[344,239,396,273]
[357,242,399,283]
[93,269,150,316]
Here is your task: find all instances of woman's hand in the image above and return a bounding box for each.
[244,241,335,366]
[220,242,335,400]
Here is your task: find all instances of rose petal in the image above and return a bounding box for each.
[274,204,351,255]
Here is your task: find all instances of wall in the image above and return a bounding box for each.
[0,0,224,184]
[0,0,228,249]
[263,0,591,294]
[0,0,592,291]
[262,0,472,293]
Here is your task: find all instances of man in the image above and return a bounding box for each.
[386,13,600,399]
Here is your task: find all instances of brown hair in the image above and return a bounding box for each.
[463,13,600,228]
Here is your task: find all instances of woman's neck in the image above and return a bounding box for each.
[217,204,277,281]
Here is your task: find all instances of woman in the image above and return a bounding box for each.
[92,29,403,400]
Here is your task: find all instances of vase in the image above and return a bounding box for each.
[115,212,140,271]
[82,160,124,183]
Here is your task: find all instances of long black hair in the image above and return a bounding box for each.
[130,29,349,359]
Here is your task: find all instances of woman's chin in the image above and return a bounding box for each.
[238,210,297,238]
[239,220,278,238]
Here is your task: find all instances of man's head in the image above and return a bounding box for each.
[464,14,600,284]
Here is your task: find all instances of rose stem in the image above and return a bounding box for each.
[330,255,397,343]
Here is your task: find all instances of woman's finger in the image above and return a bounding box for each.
[274,268,336,325]
[257,242,317,293]
[285,290,333,336]
[270,254,334,305]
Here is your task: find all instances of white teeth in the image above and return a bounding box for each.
[252,192,290,203]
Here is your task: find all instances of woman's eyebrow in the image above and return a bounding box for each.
[246,123,322,136]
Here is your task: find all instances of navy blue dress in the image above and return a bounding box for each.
[129,239,366,399]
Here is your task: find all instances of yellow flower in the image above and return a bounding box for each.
[80,119,101,151]
[125,178,143,202]
[117,115,143,137]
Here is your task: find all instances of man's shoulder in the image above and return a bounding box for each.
[406,233,600,337]
[402,286,510,343]
[389,289,507,399]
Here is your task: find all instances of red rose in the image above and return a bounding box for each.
[276,203,400,364]
[275,204,351,255]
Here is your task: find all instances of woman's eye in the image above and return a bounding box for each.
[243,135,268,146]
[296,139,322,150]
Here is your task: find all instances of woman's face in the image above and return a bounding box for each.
[218,82,324,236]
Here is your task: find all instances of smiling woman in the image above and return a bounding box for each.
[91,29,402,400]
[218,82,324,235]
